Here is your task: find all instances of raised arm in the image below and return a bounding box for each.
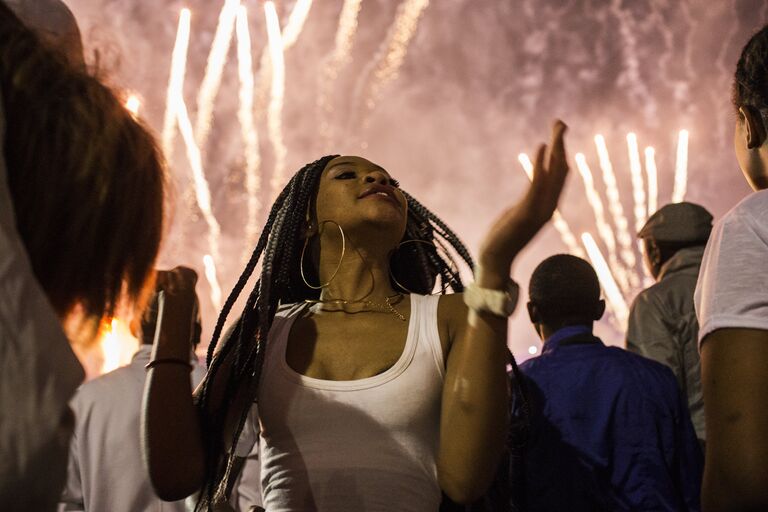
[141,268,206,501]
[701,328,768,512]
[437,121,569,503]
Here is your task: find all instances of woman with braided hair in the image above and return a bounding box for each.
[143,121,569,511]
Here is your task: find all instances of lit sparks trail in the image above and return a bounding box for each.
[235,6,262,260]
[318,0,364,143]
[203,254,223,311]
[194,0,240,150]
[627,133,646,233]
[281,0,314,48]
[582,232,629,330]
[361,0,430,121]
[161,8,192,161]
[125,94,141,117]
[672,129,689,203]
[575,153,630,292]
[175,90,223,285]
[264,1,288,196]
[644,146,658,215]
[518,153,584,258]
[254,0,315,120]
[594,134,638,287]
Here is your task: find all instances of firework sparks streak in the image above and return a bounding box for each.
[264,1,288,196]
[627,133,646,232]
[672,129,689,203]
[582,233,629,330]
[235,6,262,260]
[594,135,638,287]
[194,0,240,150]
[361,0,430,120]
[575,153,631,292]
[518,153,585,258]
[204,255,223,311]
[161,9,192,161]
[162,9,224,307]
[644,146,659,216]
[318,0,363,142]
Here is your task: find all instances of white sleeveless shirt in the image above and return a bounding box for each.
[247,294,445,512]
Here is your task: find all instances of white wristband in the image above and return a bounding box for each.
[463,279,520,318]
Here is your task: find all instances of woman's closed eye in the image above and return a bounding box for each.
[335,171,356,179]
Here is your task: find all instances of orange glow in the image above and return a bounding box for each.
[99,318,139,375]
[125,94,141,116]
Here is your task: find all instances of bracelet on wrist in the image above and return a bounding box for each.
[145,358,193,372]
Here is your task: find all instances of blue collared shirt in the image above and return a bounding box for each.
[512,326,703,511]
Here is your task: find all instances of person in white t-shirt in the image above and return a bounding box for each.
[59,273,207,512]
[694,23,768,512]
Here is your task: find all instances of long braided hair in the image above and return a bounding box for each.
[193,155,523,508]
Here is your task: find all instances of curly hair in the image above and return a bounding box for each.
[0,2,165,321]
[193,155,483,508]
[733,24,768,114]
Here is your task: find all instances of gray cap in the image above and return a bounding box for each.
[4,0,84,66]
[638,202,713,243]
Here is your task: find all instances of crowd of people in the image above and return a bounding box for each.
[2,0,768,510]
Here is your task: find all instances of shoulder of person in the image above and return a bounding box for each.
[719,188,768,230]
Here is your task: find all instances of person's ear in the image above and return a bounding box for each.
[595,299,606,321]
[527,302,540,324]
[740,106,767,150]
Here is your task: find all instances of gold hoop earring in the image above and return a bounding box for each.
[389,238,459,295]
[300,220,346,289]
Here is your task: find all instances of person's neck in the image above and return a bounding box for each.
[539,322,592,341]
[316,236,399,303]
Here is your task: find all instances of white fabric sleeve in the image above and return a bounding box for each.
[0,85,85,507]
[695,194,768,344]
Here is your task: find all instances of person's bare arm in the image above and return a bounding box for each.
[701,328,768,512]
[141,268,206,500]
[437,121,569,503]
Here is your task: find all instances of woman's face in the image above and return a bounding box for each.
[314,156,408,244]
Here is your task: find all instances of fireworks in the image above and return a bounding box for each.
[517,153,584,258]
[195,0,240,150]
[359,0,430,126]
[161,8,191,161]
[672,129,689,203]
[517,130,690,330]
[582,233,629,328]
[645,146,658,215]
[264,1,288,196]
[235,5,262,262]
[203,255,223,311]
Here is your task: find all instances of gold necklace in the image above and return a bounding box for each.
[304,293,406,321]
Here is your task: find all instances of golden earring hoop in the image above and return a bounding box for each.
[389,238,460,295]
[300,220,346,289]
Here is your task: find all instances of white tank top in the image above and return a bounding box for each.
[255,294,445,512]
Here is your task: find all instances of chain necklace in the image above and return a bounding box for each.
[304,293,406,321]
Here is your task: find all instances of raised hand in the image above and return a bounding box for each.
[478,120,569,287]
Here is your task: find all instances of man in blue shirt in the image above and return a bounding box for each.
[514,254,702,511]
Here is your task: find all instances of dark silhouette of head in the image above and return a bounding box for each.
[733,24,768,190]
[527,254,605,337]
[1,2,165,324]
